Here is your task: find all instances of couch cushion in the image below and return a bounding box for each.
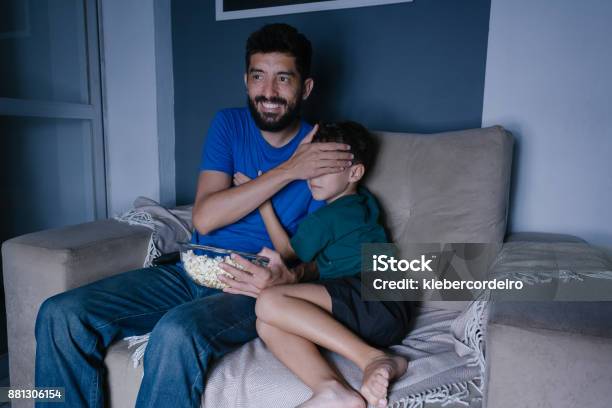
[366,126,513,245]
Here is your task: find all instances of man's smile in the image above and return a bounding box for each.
[258,101,285,113]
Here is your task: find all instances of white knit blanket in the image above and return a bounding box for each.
[198,301,487,408]
[196,302,487,408]
[114,196,193,267]
[115,198,487,408]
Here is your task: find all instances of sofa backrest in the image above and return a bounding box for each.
[364,126,513,310]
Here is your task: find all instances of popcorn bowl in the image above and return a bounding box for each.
[178,242,269,289]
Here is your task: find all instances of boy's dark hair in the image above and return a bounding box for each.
[313,121,376,171]
[246,23,312,81]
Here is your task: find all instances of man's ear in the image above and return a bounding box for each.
[244,73,248,88]
[349,164,365,183]
[302,78,314,100]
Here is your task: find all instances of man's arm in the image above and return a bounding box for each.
[193,124,353,235]
[193,167,293,235]
[233,171,297,261]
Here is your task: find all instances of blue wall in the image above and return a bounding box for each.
[172,0,492,204]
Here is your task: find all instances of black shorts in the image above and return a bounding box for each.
[319,276,412,348]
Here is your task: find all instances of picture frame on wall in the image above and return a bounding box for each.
[216,0,414,21]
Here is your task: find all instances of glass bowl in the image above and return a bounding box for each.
[178,242,269,289]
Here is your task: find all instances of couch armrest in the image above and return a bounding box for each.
[1,219,150,393]
[484,233,612,408]
[484,302,612,408]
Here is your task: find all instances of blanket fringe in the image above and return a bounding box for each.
[388,297,488,408]
[114,209,160,267]
[389,378,482,408]
[124,334,151,368]
[463,297,488,373]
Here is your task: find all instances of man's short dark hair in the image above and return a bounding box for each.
[246,23,312,80]
[313,121,376,171]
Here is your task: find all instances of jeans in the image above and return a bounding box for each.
[34,263,257,408]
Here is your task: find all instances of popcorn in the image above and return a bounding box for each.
[181,250,245,289]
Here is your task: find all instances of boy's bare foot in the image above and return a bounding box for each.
[360,354,408,408]
[298,379,366,408]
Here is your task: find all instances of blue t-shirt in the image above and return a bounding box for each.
[191,107,324,253]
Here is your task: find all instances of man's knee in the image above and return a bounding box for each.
[149,310,192,343]
[35,291,85,340]
[146,307,211,357]
[143,308,218,374]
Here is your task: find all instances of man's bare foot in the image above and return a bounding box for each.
[360,354,408,408]
[298,379,366,408]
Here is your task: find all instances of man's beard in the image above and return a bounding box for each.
[247,93,303,132]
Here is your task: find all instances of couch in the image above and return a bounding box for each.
[4,125,610,407]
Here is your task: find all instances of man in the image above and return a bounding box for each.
[34,23,352,408]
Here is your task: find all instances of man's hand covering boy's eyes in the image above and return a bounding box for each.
[279,124,354,180]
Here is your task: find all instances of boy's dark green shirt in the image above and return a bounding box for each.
[290,187,387,279]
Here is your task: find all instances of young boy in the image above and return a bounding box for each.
[233,122,410,408]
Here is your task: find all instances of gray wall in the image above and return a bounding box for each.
[172,0,492,204]
[483,0,612,245]
[101,0,176,215]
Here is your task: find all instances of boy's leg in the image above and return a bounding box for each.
[256,319,365,408]
[34,263,198,408]
[255,283,407,408]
